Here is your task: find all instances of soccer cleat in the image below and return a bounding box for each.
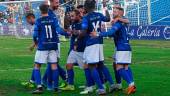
[115,84,123,90]
[125,85,136,95]
[21,81,35,88]
[60,85,75,91]
[47,85,53,91]
[111,84,122,91]
[32,87,43,94]
[80,86,94,95]
[78,85,86,89]
[96,89,106,95]
[42,81,47,88]
[103,84,106,89]
[54,88,62,93]
[59,82,67,88]
[109,84,117,93]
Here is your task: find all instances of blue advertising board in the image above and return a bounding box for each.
[128,26,170,40]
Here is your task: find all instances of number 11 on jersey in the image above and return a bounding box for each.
[45,25,53,39]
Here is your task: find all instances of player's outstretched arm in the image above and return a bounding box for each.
[54,19,71,36]
[91,22,122,37]
[101,22,122,37]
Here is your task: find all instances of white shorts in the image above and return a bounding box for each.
[57,43,60,58]
[34,50,58,64]
[114,51,132,64]
[83,44,104,64]
[67,50,84,69]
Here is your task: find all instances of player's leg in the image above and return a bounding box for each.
[115,51,135,94]
[98,61,117,93]
[32,64,43,94]
[124,65,136,94]
[99,44,115,92]
[97,65,106,87]
[46,63,53,90]
[56,46,67,88]
[113,62,122,90]
[98,61,114,85]
[98,45,107,87]
[61,63,75,90]
[113,54,122,90]
[21,69,35,88]
[89,64,106,95]
[32,50,48,94]
[57,63,67,88]
[57,44,67,82]
[57,63,67,82]
[78,52,95,94]
[125,66,134,82]
[75,52,95,90]
[48,50,60,92]
[80,64,95,95]
[61,50,75,91]
[84,44,106,95]
[42,63,51,88]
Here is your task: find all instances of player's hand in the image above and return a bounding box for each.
[111,18,120,24]
[73,45,77,51]
[29,44,36,52]
[73,30,80,35]
[29,45,35,52]
[90,31,98,37]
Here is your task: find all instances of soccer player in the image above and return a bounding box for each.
[25,13,35,26]
[81,0,115,95]
[112,5,130,90]
[31,4,64,94]
[21,13,36,88]
[42,0,68,90]
[77,5,86,17]
[111,4,130,24]
[91,7,136,95]
[60,10,95,94]
[60,9,85,91]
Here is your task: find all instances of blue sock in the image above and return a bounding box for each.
[57,64,67,81]
[101,65,114,85]
[90,67,104,89]
[118,68,131,85]
[47,65,53,89]
[126,67,134,82]
[115,70,121,84]
[34,69,41,85]
[113,63,121,84]
[67,69,74,85]
[31,69,35,81]
[52,69,59,88]
[84,68,94,87]
[42,63,51,85]
[97,67,105,84]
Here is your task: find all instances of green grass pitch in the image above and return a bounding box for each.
[0,36,170,96]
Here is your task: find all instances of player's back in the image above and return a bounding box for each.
[113,22,131,51]
[34,16,58,50]
[82,12,110,46]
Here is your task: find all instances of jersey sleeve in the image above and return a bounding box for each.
[54,19,69,36]
[100,13,110,22]
[33,20,40,42]
[81,17,88,30]
[99,22,122,37]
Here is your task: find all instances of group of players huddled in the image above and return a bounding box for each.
[22,0,136,95]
